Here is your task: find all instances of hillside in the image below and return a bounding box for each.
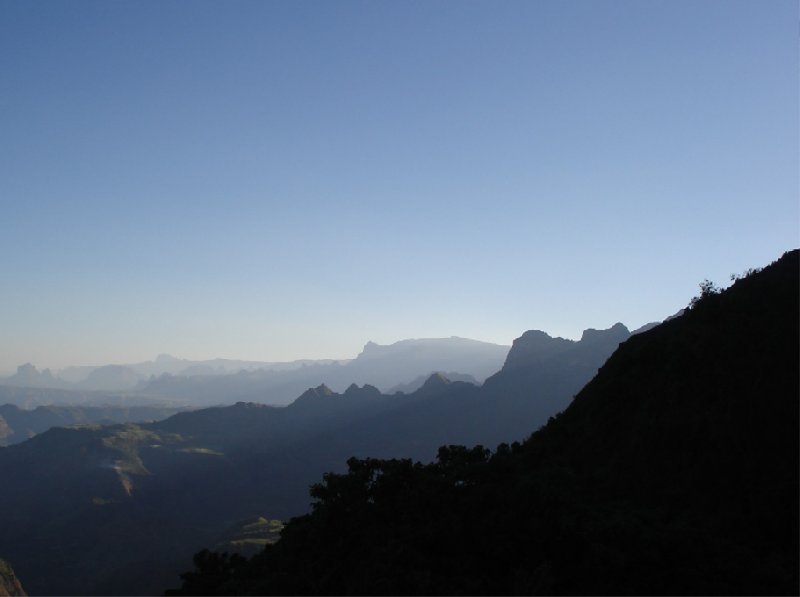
[169,250,799,595]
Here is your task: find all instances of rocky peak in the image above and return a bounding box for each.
[156,353,179,364]
[420,372,451,391]
[7,364,56,386]
[579,322,630,345]
[304,384,333,398]
[501,330,574,371]
[343,383,382,400]
[291,384,335,407]
[354,341,386,361]
[16,363,37,376]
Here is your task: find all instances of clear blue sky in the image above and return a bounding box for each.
[1,0,797,372]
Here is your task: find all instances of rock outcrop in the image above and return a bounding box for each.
[0,559,25,597]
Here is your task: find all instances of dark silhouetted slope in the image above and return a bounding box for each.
[168,250,798,596]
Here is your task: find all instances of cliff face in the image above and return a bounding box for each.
[0,560,25,597]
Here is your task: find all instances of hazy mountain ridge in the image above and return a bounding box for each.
[168,249,799,596]
[2,355,348,393]
[0,385,185,410]
[136,337,510,406]
[1,338,509,404]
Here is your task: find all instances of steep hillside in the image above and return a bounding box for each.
[169,250,798,595]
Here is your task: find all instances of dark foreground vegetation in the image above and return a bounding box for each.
[169,250,799,596]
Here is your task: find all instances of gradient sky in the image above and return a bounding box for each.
[1,0,797,373]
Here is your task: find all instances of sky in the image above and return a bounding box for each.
[0,0,797,373]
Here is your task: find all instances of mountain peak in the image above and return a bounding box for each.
[8,363,56,386]
[289,384,337,409]
[359,341,380,354]
[501,330,573,371]
[156,353,179,364]
[420,372,451,390]
[315,384,333,396]
[343,383,382,400]
[579,322,629,344]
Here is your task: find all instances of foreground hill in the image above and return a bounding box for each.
[0,325,623,595]
[170,250,799,595]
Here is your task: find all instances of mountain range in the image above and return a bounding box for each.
[0,337,510,406]
[2,354,343,390]
[136,336,511,406]
[0,323,630,595]
[168,249,799,596]
[1,252,793,596]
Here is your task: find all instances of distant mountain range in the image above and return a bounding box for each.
[0,323,632,595]
[0,337,510,405]
[1,354,347,392]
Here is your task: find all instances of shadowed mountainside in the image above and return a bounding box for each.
[168,250,799,596]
